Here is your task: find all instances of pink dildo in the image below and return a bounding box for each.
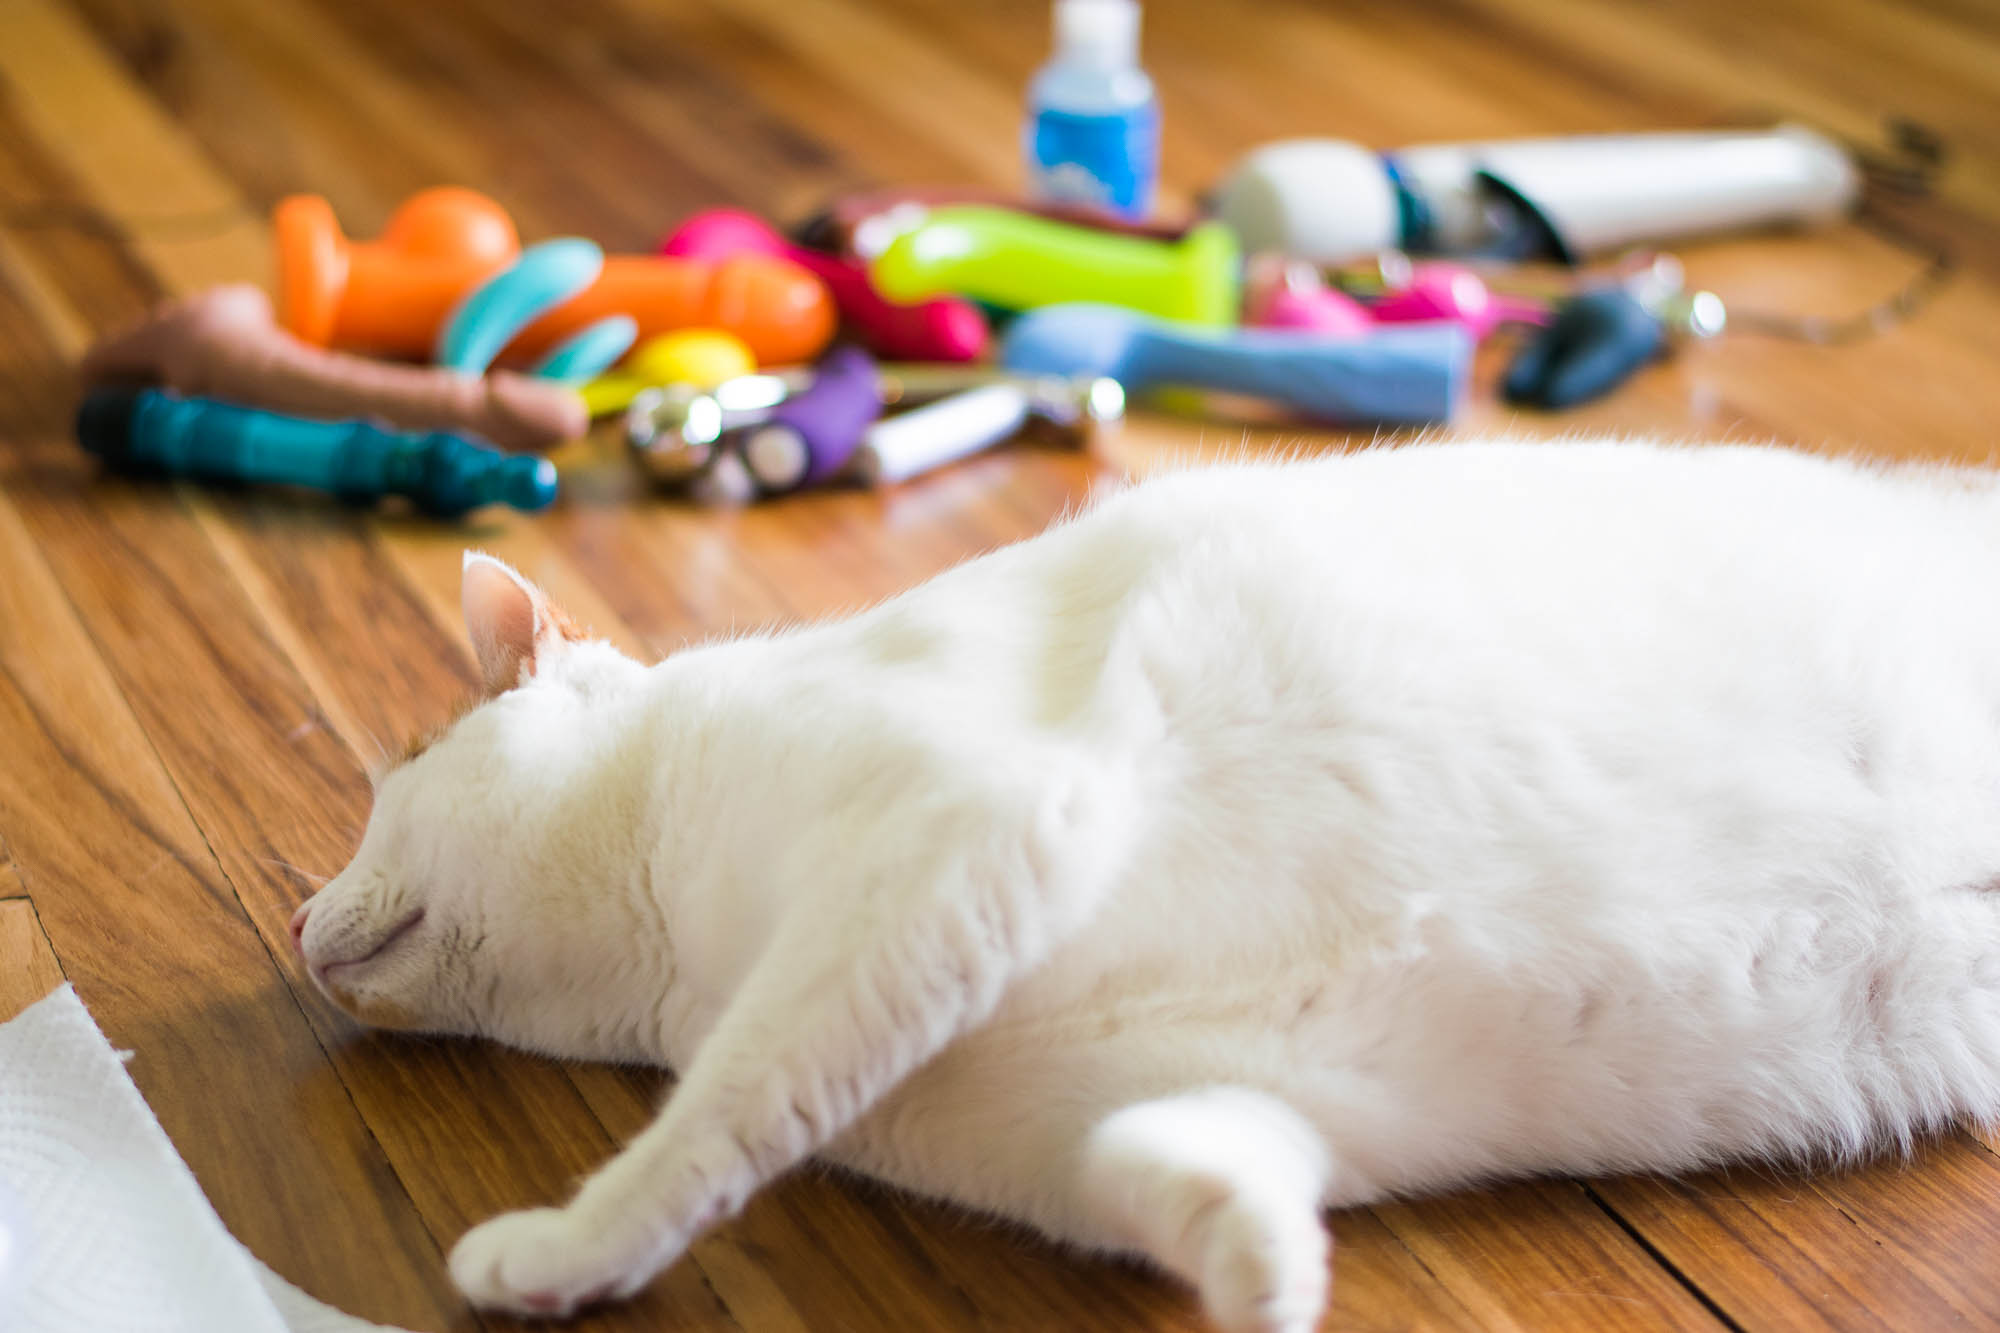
[79,284,586,452]
[1368,263,1547,340]
[1242,257,1374,336]
[661,208,988,363]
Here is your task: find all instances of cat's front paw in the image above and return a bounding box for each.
[450,1206,645,1318]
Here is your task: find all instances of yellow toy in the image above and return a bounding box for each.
[579,330,758,417]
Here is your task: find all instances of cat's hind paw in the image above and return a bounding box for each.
[1082,1088,1334,1333]
[449,1206,642,1318]
[1194,1193,1330,1333]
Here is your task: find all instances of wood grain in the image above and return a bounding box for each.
[1597,1140,2000,1329]
[2,0,1998,1329]
[0,896,67,1020]
[0,333,464,1323]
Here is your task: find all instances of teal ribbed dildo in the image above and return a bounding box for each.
[76,388,559,517]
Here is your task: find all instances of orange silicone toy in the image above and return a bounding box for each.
[276,188,520,359]
[275,187,836,367]
[507,254,836,367]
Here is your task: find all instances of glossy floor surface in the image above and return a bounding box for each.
[2,0,1998,1328]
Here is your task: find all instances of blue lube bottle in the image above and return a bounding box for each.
[1023,0,1160,219]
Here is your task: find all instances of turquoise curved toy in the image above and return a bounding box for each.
[436,238,602,374]
[531,315,638,383]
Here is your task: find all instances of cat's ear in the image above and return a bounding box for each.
[461,551,582,694]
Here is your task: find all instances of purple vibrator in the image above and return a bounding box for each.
[738,344,886,494]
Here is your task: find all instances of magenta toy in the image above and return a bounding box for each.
[1368,262,1548,340]
[661,209,989,363]
[1245,255,1548,341]
[1252,284,1374,335]
[1242,257,1374,336]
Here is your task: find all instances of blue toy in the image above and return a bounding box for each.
[1503,287,1664,409]
[1001,303,1469,424]
[77,388,557,517]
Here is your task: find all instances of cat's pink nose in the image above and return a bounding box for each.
[289,903,311,955]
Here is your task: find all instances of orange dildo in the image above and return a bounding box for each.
[275,187,837,368]
[83,283,586,452]
[503,253,836,367]
[276,187,520,359]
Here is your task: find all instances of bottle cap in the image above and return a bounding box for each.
[1054,0,1140,69]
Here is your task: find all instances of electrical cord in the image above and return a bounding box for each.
[1715,116,1956,344]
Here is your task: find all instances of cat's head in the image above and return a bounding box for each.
[291,553,661,1059]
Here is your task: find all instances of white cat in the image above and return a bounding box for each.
[294,440,2000,1333]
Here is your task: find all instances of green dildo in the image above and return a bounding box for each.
[76,387,557,517]
[869,206,1240,326]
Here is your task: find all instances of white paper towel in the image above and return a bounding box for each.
[0,984,419,1333]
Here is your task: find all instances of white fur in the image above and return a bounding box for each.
[298,440,2000,1332]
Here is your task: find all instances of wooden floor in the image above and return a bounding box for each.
[2,0,1999,1329]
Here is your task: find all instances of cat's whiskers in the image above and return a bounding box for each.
[344,719,396,788]
[261,856,332,888]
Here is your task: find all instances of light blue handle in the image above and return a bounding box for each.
[1001,303,1469,424]
[436,238,604,374]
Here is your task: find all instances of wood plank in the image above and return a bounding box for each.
[1596,1137,2000,1329]
[4,0,1999,1328]
[0,0,699,743]
[0,20,1114,1327]
[641,0,980,209]
[0,337,463,1325]
[0,281,734,1333]
[0,36,736,1331]
[684,0,1025,195]
[1368,1184,1720,1333]
[0,14,1018,1331]
[0,895,67,1020]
